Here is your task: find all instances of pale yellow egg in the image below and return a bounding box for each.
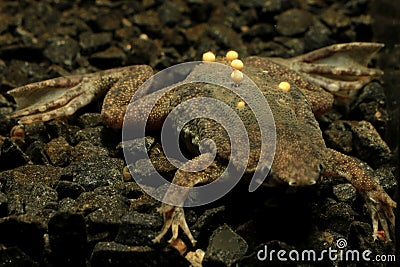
[236,100,246,109]
[231,59,244,71]
[202,51,216,62]
[226,50,239,62]
[278,81,291,92]
[231,69,244,83]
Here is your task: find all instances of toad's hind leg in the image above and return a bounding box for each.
[153,153,225,246]
[271,42,384,93]
[324,148,396,242]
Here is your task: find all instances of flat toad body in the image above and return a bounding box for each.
[6,43,395,246]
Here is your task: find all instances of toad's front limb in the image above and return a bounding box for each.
[153,153,225,246]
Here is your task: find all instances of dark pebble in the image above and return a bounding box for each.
[1,60,48,88]
[274,36,305,56]
[324,120,391,167]
[0,138,30,171]
[55,180,86,200]
[6,183,58,218]
[324,202,357,236]
[115,211,161,246]
[45,137,73,167]
[90,241,190,267]
[243,23,275,41]
[276,9,313,36]
[321,7,351,29]
[89,11,122,32]
[157,1,184,26]
[43,36,80,67]
[26,140,50,165]
[203,224,248,266]
[45,120,79,145]
[77,112,103,128]
[192,206,225,244]
[374,167,397,194]
[0,215,46,263]
[89,46,127,68]
[262,0,292,13]
[79,32,113,55]
[304,19,333,50]
[0,246,39,267]
[350,82,388,133]
[332,183,357,204]
[48,212,87,267]
[207,25,246,53]
[132,10,162,36]
[125,38,160,66]
[349,120,391,166]
[62,156,124,191]
[187,1,215,23]
[87,193,130,231]
[71,140,109,161]
[75,126,105,147]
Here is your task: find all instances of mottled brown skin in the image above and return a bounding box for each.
[6,43,394,246]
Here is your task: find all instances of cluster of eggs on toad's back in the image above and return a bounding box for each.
[202,51,291,92]
[202,50,244,84]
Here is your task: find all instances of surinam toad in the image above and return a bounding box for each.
[5,43,396,246]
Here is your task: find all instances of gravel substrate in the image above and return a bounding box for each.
[0,0,398,266]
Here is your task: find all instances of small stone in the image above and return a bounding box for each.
[48,212,87,266]
[0,246,39,267]
[45,137,73,167]
[157,1,184,26]
[332,183,356,203]
[262,0,292,13]
[43,36,79,67]
[349,120,391,167]
[90,242,190,267]
[321,7,351,29]
[324,203,357,236]
[125,38,160,65]
[55,181,86,200]
[304,19,333,51]
[207,25,246,52]
[79,32,113,54]
[276,9,314,36]
[75,126,105,147]
[115,211,162,246]
[62,156,124,191]
[132,9,162,36]
[46,120,80,145]
[0,214,46,262]
[204,224,248,266]
[324,120,354,154]
[89,46,127,68]
[243,23,275,40]
[71,141,109,161]
[0,138,30,171]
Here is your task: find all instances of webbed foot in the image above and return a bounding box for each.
[7,65,150,126]
[365,189,396,242]
[153,204,197,246]
[271,42,384,94]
